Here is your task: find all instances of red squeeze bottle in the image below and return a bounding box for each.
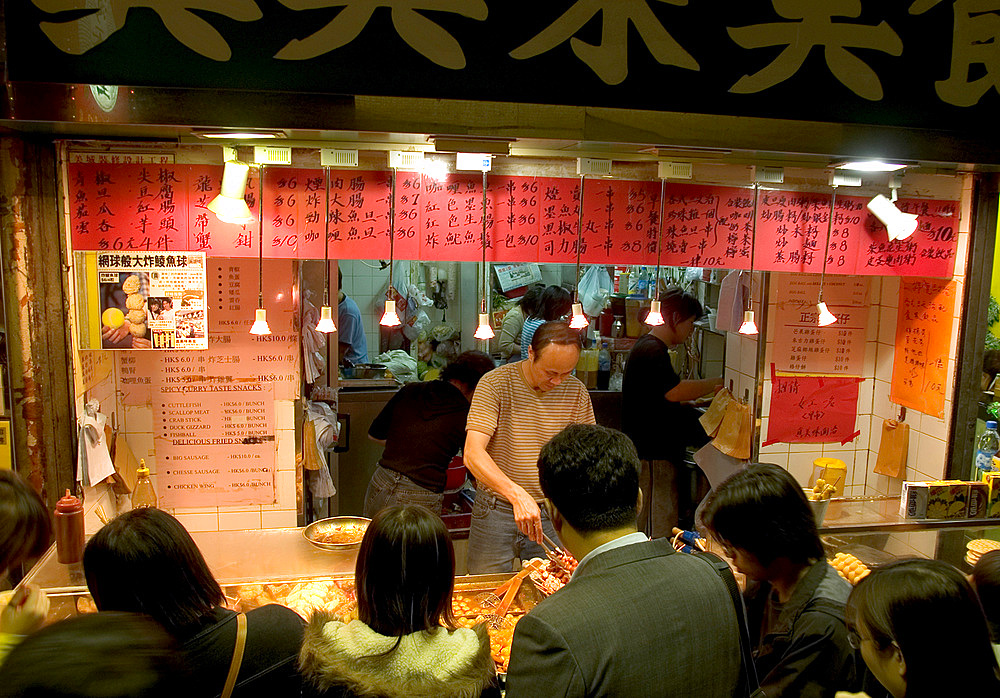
[54,489,85,564]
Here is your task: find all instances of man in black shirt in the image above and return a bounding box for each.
[363,351,495,517]
[621,288,721,537]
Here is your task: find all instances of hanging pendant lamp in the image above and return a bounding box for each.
[316,166,337,333]
[739,183,760,336]
[569,174,589,330]
[816,186,839,328]
[249,164,271,336]
[645,178,667,327]
[380,166,402,328]
[474,169,495,340]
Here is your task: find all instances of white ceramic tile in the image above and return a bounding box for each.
[882,277,900,306]
[917,432,948,479]
[909,531,938,558]
[275,400,295,431]
[921,412,949,441]
[761,379,772,416]
[219,510,263,531]
[877,306,897,345]
[124,405,154,433]
[262,509,298,529]
[172,506,220,515]
[787,452,820,486]
[857,378,875,416]
[862,342,877,378]
[277,431,295,470]
[276,469,297,508]
[955,231,970,270]
[726,332,741,369]
[126,433,156,464]
[217,504,262,514]
[874,343,895,383]
[868,277,882,299]
[866,305,880,341]
[873,378,895,420]
[174,512,220,532]
[740,338,758,376]
[759,452,788,469]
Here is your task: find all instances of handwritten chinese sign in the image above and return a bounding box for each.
[772,274,868,376]
[11,2,1000,133]
[67,163,961,275]
[763,365,862,446]
[890,278,957,419]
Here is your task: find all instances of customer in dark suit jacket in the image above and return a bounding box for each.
[505,424,742,697]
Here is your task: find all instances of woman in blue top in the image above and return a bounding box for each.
[520,285,572,359]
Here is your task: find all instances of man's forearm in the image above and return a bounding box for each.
[464,445,521,501]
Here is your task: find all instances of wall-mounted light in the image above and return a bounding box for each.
[208,158,254,225]
[867,193,918,241]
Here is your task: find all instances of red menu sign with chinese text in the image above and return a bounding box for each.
[890,278,957,419]
[67,163,960,277]
[764,366,863,445]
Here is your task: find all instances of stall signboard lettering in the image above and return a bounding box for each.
[96,250,207,350]
[153,385,276,508]
[763,365,863,446]
[890,278,957,419]
[68,163,961,277]
[10,4,1000,135]
[771,274,868,376]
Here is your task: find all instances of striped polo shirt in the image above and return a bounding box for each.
[466,361,595,501]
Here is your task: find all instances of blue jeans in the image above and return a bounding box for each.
[363,464,445,518]
[466,490,559,574]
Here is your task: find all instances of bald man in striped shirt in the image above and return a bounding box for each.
[464,321,596,573]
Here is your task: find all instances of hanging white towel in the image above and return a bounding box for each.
[77,400,115,486]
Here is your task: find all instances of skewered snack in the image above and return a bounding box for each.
[830,552,871,585]
[808,479,836,501]
[524,550,578,596]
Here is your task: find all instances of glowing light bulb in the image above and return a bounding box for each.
[569,303,588,329]
[380,299,401,327]
[315,305,336,333]
[738,310,758,335]
[817,301,838,327]
[249,308,271,335]
[474,313,495,339]
[645,300,664,326]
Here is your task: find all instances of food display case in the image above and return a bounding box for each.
[818,496,1000,580]
[18,528,550,673]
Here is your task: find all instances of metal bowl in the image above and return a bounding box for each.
[303,516,371,551]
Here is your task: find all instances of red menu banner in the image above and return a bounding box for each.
[890,278,957,419]
[67,163,961,277]
[764,365,863,446]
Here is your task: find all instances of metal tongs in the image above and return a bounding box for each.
[540,533,573,573]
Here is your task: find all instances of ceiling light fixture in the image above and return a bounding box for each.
[315,166,337,334]
[249,164,271,336]
[834,160,908,172]
[193,129,285,140]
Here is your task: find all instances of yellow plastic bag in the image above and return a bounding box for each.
[713,400,752,460]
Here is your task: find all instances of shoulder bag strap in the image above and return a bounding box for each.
[221,612,248,698]
[694,552,762,697]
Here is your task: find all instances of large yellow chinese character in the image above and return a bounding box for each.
[728,0,902,100]
[275,1,487,69]
[33,1,262,61]
[912,0,1000,106]
[509,0,698,85]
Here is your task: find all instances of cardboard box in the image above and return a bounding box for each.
[926,480,969,519]
[900,481,929,519]
[968,482,989,519]
[983,471,1000,518]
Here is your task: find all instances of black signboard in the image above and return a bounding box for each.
[6,1,999,133]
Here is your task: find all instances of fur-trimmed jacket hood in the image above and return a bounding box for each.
[299,612,497,698]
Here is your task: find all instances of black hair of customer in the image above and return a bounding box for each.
[529,285,572,321]
[0,611,189,697]
[973,549,1000,640]
[530,320,583,356]
[539,424,641,533]
[848,558,1000,697]
[697,462,824,567]
[517,283,545,318]
[658,286,704,325]
[355,505,457,638]
[440,350,496,391]
[0,470,51,575]
[83,507,224,634]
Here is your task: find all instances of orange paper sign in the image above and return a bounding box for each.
[889,279,956,418]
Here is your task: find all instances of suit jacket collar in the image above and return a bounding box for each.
[571,537,676,582]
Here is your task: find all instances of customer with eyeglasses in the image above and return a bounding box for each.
[841,558,1000,698]
[698,463,862,697]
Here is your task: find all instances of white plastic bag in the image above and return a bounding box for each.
[579,265,612,316]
